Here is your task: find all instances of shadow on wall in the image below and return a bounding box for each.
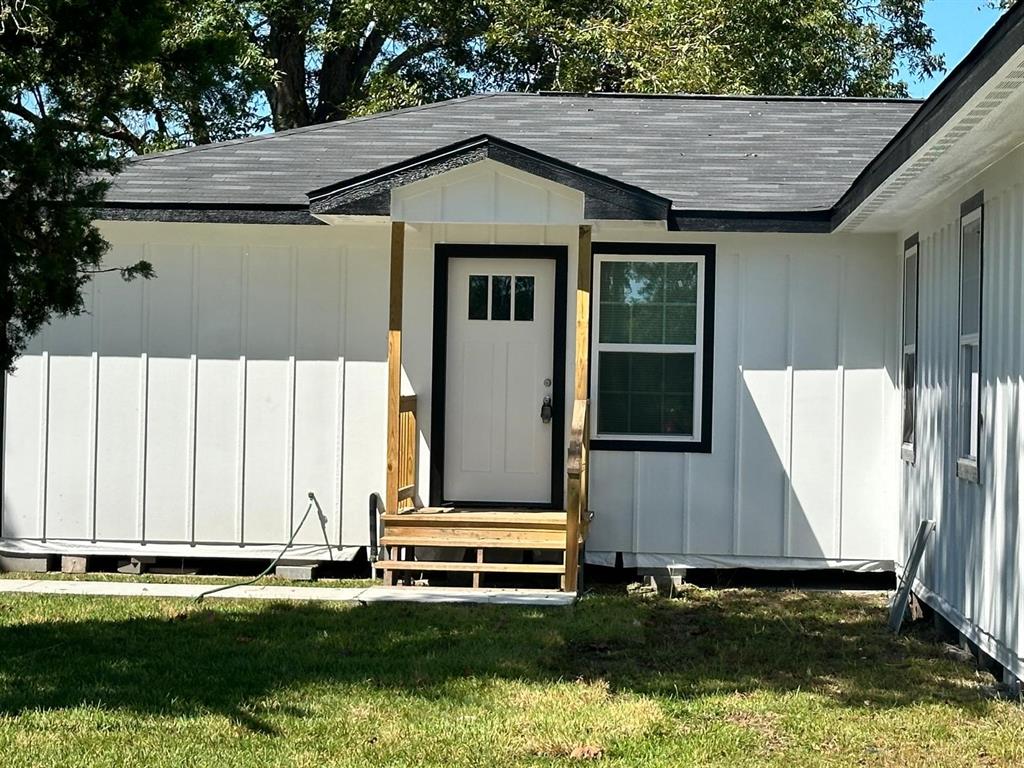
[0,591,999,732]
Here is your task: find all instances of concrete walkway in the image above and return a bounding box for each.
[0,578,576,606]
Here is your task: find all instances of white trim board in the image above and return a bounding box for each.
[0,538,361,562]
[586,551,893,572]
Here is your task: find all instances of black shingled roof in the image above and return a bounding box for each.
[106,92,921,215]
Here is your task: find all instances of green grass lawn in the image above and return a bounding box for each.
[0,587,1020,767]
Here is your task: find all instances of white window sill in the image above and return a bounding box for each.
[956,457,979,484]
[901,443,915,464]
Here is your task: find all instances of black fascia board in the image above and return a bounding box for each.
[97,202,319,225]
[670,208,833,233]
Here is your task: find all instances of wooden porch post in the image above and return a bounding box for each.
[575,225,592,401]
[565,224,592,592]
[385,221,405,517]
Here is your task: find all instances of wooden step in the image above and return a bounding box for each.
[383,509,567,528]
[380,533,565,549]
[379,506,571,589]
[375,560,564,575]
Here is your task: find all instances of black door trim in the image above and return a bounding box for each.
[430,243,568,509]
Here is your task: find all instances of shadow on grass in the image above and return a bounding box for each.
[0,590,990,733]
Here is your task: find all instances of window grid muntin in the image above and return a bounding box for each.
[592,253,705,443]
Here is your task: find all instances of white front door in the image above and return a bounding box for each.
[444,256,557,504]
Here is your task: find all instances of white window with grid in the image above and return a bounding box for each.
[591,252,706,444]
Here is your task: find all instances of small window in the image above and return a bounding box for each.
[468,274,535,321]
[514,276,535,321]
[957,195,983,480]
[901,236,919,460]
[591,248,711,449]
[468,275,489,320]
[491,275,512,321]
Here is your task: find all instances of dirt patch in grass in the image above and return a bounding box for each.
[723,709,785,752]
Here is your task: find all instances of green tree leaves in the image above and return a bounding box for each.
[84,0,944,147]
[1,0,162,371]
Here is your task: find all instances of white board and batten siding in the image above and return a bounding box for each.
[393,162,902,573]
[899,143,1024,679]
[585,227,901,572]
[3,159,903,575]
[2,221,389,560]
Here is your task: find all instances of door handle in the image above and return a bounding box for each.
[540,395,553,424]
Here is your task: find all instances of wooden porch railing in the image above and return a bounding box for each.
[565,397,590,592]
[397,395,418,512]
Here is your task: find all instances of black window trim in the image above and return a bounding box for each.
[589,241,715,454]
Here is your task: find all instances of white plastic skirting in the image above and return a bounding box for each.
[586,550,894,572]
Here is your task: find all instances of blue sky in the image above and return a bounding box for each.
[900,1,1005,97]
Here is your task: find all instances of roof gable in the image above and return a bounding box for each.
[387,158,585,225]
[308,134,670,221]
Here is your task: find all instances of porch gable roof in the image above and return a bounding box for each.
[306,134,672,222]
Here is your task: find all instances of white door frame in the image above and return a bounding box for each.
[429,243,567,509]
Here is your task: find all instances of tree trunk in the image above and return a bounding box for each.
[184,101,211,144]
[314,45,357,124]
[313,25,387,124]
[265,12,312,130]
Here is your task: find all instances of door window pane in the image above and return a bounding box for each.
[491,275,511,321]
[597,351,695,436]
[468,275,488,320]
[514,276,534,321]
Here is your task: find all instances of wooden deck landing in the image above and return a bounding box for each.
[378,508,571,590]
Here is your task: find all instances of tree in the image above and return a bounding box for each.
[79,0,944,150]
[550,0,943,97]
[1,1,162,372]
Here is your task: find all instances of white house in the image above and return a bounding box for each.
[2,1,1023,684]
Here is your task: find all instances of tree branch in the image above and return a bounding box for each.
[2,99,144,153]
[380,36,447,77]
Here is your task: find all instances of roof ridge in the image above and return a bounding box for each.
[126,93,504,164]
[533,90,925,103]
